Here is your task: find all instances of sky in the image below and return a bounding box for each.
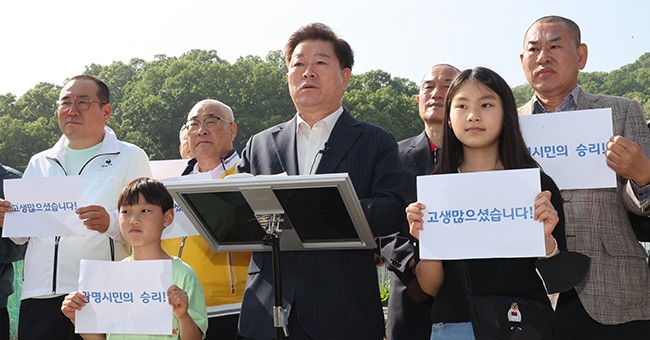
[1,0,648,97]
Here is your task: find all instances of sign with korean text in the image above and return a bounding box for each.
[2,176,83,237]
[519,108,614,189]
[149,159,188,180]
[417,168,545,259]
[76,259,173,335]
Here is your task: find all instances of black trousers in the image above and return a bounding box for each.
[18,296,83,340]
[0,307,8,340]
[553,288,650,340]
[206,313,240,340]
[237,304,316,340]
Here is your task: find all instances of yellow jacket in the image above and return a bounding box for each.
[161,236,251,309]
[162,153,251,312]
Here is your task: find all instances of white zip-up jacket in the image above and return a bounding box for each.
[12,127,152,299]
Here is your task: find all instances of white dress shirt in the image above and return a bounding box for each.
[296,107,343,175]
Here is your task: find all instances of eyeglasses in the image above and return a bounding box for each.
[57,99,106,113]
[185,116,232,132]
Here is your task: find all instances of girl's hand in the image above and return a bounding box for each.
[534,190,560,256]
[534,190,559,237]
[406,202,426,240]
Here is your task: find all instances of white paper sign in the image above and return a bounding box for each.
[76,259,173,335]
[150,159,189,180]
[417,168,545,259]
[519,108,615,189]
[2,176,84,237]
[160,173,211,239]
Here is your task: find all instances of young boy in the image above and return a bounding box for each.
[61,177,208,339]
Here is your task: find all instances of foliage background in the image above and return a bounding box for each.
[3,51,649,173]
[3,51,650,338]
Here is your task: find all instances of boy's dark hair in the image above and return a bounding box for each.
[118,177,173,212]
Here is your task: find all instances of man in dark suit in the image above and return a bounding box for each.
[236,22,406,340]
[380,64,460,340]
[518,15,650,339]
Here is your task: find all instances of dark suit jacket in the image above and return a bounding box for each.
[519,87,650,324]
[237,110,406,339]
[381,131,434,340]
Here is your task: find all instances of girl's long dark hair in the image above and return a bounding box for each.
[434,67,539,174]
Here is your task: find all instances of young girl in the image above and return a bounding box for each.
[407,67,566,340]
[61,177,208,340]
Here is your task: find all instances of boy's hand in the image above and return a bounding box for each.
[168,284,189,318]
[168,284,203,339]
[61,291,88,324]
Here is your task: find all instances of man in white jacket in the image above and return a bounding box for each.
[0,75,152,340]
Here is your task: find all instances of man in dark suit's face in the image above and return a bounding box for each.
[285,39,351,126]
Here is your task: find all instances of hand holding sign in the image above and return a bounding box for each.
[61,291,88,325]
[75,259,173,335]
[0,199,11,227]
[3,176,84,237]
[406,202,426,240]
[519,108,614,190]
[417,169,545,260]
[606,135,650,186]
[168,284,189,319]
[77,205,111,233]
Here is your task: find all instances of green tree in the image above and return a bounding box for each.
[4,50,650,172]
[0,94,17,118]
[512,85,534,108]
[14,83,60,122]
[0,83,60,171]
[224,52,294,153]
[0,116,59,171]
[84,59,146,130]
[579,71,607,94]
[117,55,212,160]
[345,70,420,141]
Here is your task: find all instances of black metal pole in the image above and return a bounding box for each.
[263,233,286,340]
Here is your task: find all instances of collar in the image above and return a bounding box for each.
[532,86,580,113]
[46,126,120,162]
[295,106,344,133]
[427,139,438,152]
[191,149,240,178]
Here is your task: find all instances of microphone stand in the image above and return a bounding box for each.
[257,213,289,340]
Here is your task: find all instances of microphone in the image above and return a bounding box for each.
[310,143,330,174]
[319,142,330,154]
